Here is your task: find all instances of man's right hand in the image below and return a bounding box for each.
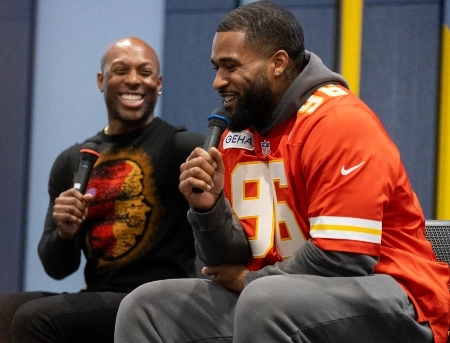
[179,147,224,211]
[52,188,93,240]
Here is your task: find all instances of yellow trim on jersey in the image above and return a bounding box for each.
[310,216,382,244]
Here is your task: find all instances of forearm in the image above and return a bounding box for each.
[188,192,252,266]
[38,208,81,279]
[245,240,378,285]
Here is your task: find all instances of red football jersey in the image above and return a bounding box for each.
[219,84,449,342]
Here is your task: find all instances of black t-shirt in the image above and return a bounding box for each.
[39,118,204,292]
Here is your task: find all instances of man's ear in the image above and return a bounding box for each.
[97,72,104,92]
[271,50,289,77]
[157,75,163,94]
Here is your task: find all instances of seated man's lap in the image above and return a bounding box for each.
[235,274,433,343]
[3,291,126,343]
[0,292,57,342]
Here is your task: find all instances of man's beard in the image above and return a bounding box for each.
[227,73,275,132]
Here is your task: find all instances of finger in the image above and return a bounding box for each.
[203,266,222,275]
[182,155,217,177]
[179,177,212,195]
[182,147,211,165]
[210,274,217,281]
[202,266,213,276]
[53,202,84,218]
[84,190,96,200]
[179,166,215,192]
[54,197,85,213]
[53,212,81,225]
[209,148,224,173]
[59,187,86,200]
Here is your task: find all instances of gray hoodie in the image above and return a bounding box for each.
[188,51,378,286]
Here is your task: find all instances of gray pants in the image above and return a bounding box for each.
[114,274,433,343]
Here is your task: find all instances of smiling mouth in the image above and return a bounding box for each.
[223,95,236,104]
[121,93,143,101]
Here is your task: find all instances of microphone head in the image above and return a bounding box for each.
[80,142,100,163]
[207,108,230,130]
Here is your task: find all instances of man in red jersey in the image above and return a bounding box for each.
[115,2,449,342]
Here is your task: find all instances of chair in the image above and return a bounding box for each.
[425,220,450,342]
[425,219,450,265]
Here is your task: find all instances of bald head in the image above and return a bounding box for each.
[100,37,160,74]
[97,36,163,135]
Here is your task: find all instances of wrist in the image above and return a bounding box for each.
[57,229,75,241]
[193,197,219,213]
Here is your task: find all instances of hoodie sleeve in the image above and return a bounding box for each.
[245,240,378,286]
[187,192,252,266]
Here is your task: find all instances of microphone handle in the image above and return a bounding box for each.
[192,126,225,193]
[74,160,95,194]
[202,126,224,151]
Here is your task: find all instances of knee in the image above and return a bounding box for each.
[11,302,45,339]
[121,280,173,307]
[235,275,315,321]
[13,302,39,329]
[117,279,191,320]
[116,279,201,338]
[236,277,281,319]
[117,282,156,319]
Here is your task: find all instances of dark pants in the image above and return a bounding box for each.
[0,291,127,343]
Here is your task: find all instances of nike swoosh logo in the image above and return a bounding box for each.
[341,162,365,176]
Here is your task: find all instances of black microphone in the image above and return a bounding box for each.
[74,142,100,194]
[192,108,230,193]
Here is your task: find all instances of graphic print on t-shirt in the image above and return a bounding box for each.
[83,148,161,268]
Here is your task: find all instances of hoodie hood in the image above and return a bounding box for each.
[257,51,349,136]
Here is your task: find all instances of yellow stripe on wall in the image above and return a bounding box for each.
[437,24,450,219]
[339,0,364,96]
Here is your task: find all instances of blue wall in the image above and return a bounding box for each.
[0,0,445,293]
[163,0,442,219]
[360,0,441,220]
[0,0,34,293]
[24,0,165,292]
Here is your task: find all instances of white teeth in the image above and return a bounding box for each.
[121,94,142,101]
[224,95,236,103]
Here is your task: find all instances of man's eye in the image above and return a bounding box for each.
[140,69,152,76]
[114,69,127,75]
[212,65,236,72]
[225,64,237,71]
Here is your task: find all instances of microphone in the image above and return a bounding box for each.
[192,108,230,193]
[74,142,100,194]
